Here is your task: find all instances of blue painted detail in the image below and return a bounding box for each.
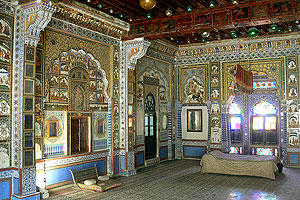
[136,153,144,166]
[119,170,136,176]
[289,154,299,164]
[44,144,64,156]
[120,155,126,170]
[160,147,168,159]
[114,156,119,174]
[94,139,107,150]
[11,193,40,200]
[183,146,206,158]
[14,178,19,195]
[46,159,106,186]
[0,179,11,199]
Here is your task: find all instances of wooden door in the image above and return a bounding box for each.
[71,117,89,154]
[144,93,156,160]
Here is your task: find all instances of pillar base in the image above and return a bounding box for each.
[12,192,40,200]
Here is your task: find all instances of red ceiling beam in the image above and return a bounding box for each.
[129,0,300,40]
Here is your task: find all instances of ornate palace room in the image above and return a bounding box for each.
[1,0,300,199]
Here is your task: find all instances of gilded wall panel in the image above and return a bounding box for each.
[222,59,283,101]
[178,65,208,103]
[44,29,112,100]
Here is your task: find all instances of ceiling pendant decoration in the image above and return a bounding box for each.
[166,8,172,17]
[248,27,259,38]
[140,0,157,10]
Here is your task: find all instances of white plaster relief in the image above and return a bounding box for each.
[24,1,56,47]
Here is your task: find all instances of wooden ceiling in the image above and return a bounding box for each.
[85,0,248,23]
[51,1,300,45]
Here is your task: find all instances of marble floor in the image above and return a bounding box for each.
[48,159,300,200]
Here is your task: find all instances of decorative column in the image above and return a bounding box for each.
[119,38,150,175]
[12,1,55,199]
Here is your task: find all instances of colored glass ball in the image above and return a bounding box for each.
[146,13,152,19]
[140,0,157,10]
[248,27,259,38]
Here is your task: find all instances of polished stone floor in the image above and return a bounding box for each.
[48,159,300,200]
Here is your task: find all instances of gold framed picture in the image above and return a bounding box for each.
[48,120,59,138]
[187,109,202,132]
[24,96,34,112]
[97,119,105,135]
[24,114,34,130]
[25,62,35,78]
[24,149,34,167]
[24,79,34,94]
[25,46,36,62]
[24,131,34,148]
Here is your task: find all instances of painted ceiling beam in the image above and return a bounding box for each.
[129,0,299,40]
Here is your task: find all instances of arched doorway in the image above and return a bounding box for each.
[144,93,157,159]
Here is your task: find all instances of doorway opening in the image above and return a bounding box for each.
[71,117,89,154]
[144,93,157,160]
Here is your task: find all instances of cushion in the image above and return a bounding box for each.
[98,175,109,181]
[84,179,96,186]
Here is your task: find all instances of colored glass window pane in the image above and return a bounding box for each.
[229,103,242,114]
[253,81,277,89]
[230,147,239,154]
[150,126,154,136]
[150,116,153,125]
[256,148,273,156]
[128,106,133,115]
[239,147,243,155]
[129,118,133,128]
[230,117,241,130]
[265,117,276,130]
[252,101,277,115]
[145,115,148,126]
[253,117,264,130]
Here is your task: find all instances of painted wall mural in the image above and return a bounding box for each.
[0,12,12,170]
[178,65,207,103]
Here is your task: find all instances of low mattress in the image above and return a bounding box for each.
[200,150,281,180]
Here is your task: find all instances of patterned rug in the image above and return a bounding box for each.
[48,159,300,200]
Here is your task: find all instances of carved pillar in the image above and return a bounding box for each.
[12,1,55,198]
[119,38,150,175]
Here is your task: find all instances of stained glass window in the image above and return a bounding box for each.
[256,148,273,156]
[229,103,242,114]
[252,101,277,115]
[239,147,243,155]
[253,81,277,89]
[230,147,239,154]
[253,116,264,130]
[265,117,276,130]
[230,117,241,130]
[128,106,133,115]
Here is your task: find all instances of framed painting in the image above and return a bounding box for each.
[0,64,10,90]
[97,119,105,135]
[24,96,34,112]
[25,46,35,62]
[25,62,35,78]
[24,149,34,167]
[24,114,34,130]
[24,132,34,148]
[187,109,202,132]
[0,14,12,40]
[24,79,34,94]
[48,120,58,138]
[0,40,11,65]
